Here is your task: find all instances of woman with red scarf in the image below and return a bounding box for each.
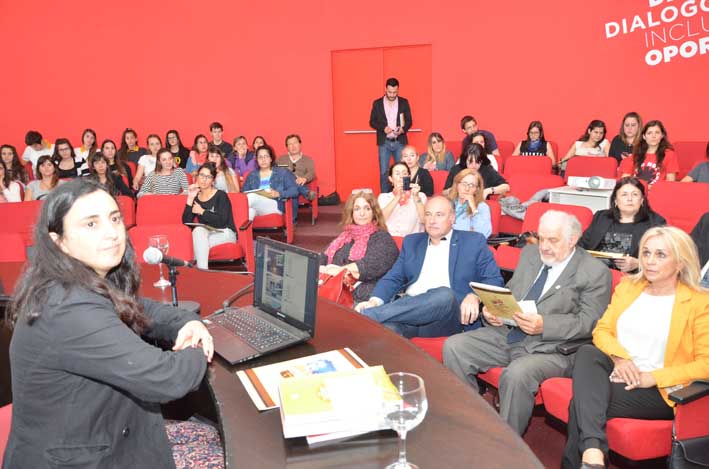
[321,190,399,303]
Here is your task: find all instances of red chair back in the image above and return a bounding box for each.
[497,140,515,159]
[0,404,12,463]
[0,233,27,262]
[486,199,501,237]
[547,141,560,162]
[392,236,404,250]
[116,195,136,228]
[135,194,189,226]
[446,140,462,159]
[649,181,709,233]
[252,198,295,243]
[128,224,194,263]
[208,193,255,271]
[673,141,707,179]
[24,162,35,181]
[505,174,564,202]
[504,156,552,178]
[521,202,593,233]
[430,170,448,194]
[0,200,43,246]
[564,157,618,182]
[125,161,137,179]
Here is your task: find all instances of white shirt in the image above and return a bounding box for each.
[21,144,54,170]
[1,181,22,202]
[405,231,452,296]
[617,292,675,372]
[138,155,157,175]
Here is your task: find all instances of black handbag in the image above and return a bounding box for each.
[318,191,341,206]
[669,437,709,468]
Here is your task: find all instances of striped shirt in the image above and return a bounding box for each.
[137,168,189,198]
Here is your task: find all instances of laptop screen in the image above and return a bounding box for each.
[253,237,319,334]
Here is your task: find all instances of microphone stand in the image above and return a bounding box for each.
[167,265,201,315]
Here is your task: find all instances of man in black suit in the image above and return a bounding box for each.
[369,77,413,192]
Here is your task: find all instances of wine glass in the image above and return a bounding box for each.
[382,372,428,469]
[149,234,171,288]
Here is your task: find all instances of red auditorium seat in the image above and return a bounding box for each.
[252,199,295,244]
[207,193,255,271]
[503,156,553,178]
[540,377,709,463]
[497,140,515,159]
[135,194,189,226]
[430,170,448,194]
[649,181,709,233]
[128,224,195,263]
[0,233,27,262]
[673,141,707,179]
[547,141,559,161]
[446,140,462,159]
[0,404,12,462]
[116,195,136,228]
[298,178,319,225]
[487,199,501,237]
[564,156,618,182]
[498,174,564,234]
[392,236,404,250]
[0,200,42,246]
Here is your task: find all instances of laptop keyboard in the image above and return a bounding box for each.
[213,308,295,351]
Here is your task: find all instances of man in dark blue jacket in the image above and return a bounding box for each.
[355,196,503,338]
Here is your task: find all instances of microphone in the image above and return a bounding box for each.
[143,247,194,268]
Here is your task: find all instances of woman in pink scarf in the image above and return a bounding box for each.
[321,190,399,303]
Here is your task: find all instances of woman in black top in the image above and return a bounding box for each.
[166,129,190,169]
[578,176,665,272]
[608,112,642,164]
[444,143,509,198]
[100,139,133,184]
[182,162,237,269]
[512,120,556,167]
[400,145,434,196]
[87,152,134,197]
[52,138,85,179]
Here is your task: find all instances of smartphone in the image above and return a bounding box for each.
[402,176,411,191]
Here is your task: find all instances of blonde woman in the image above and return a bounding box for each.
[419,132,455,171]
[446,169,492,238]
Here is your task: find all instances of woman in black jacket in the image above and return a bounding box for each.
[578,176,666,271]
[4,178,222,468]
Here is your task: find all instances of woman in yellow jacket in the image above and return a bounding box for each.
[562,226,709,469]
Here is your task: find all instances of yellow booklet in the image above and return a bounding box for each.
[278,365,399,439]
[587,250,625,260]
[470,282,523,326]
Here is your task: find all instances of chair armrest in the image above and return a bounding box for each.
[556,338,592,355]
[669,381,709,405]
[239,220,252,231]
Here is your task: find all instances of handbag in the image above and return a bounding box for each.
[669,437,709,468]
[318,269,355,307]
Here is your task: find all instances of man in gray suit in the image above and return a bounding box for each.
[443,210,612,435]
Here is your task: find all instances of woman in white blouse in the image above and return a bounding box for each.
[559,120,610,173]
[0,162,22,202]
[377,162,426,237]
[207,145,239,193]
[132,134,162,190]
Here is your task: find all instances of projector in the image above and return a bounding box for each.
[568,176,616,190]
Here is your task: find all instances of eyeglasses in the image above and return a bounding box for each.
[458,181,478,189]
[197,173,214,180]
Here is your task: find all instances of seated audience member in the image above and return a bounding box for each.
[690,213,709,287]
[53,138,86,179]
[20,130,54,170]
[24,155,62,200]
[559,120,610,174]
[252,135,267,153]
[419,132,455,171]
[401,145,434,196]
[100,139,133,184]
[468,131,500,171]
[87,152,133,197]
[166,129,190,169]
[609,111,642,164]
[275,134,318,220]
[378,162,426,237]
[446,169,492,238]
[182,163,237,270]
[443,210,612,435]
[321,190,399,304]
[186,134,209,175]
[619,120,679,185]
[562,226,709,469]
[242,144,299,220]
[0,162,22,202]
[461,115,500,156]
[4,178,221,468]
[681,141,709,183]
[137,148,188,198]
[207,145,239,193]
[1,144,30,185]
[444,143,509,197]
[355,196,503,337]
[132,134,162,190]
[73,128,97,162]
[116,128,147,165]
[228,135,256,176]
[578,177,666,272]
[209,121,232,156]
[512,120,556,167]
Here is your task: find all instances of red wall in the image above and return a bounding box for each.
[1,0,707,194]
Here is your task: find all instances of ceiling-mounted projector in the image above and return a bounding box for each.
[568,176,616,190]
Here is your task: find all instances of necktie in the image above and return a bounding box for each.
[507,265,551,344]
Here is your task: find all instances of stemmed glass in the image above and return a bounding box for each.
[382,372,428,469]
[149,234,171,288]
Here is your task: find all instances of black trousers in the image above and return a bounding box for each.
[561,344,673,468]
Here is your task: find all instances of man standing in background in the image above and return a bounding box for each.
[369,77,412,192]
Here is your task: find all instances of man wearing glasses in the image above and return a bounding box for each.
[276,134,317,221]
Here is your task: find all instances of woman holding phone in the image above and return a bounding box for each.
[377,162,426,237]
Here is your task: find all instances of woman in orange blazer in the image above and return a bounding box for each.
[562,226,709,469]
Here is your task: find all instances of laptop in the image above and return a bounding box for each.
[203,237,320,365]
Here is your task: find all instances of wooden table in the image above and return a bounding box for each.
[0,263,542,468]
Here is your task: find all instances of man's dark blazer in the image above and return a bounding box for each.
[369,96,413,146]
[371,230,503,304]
